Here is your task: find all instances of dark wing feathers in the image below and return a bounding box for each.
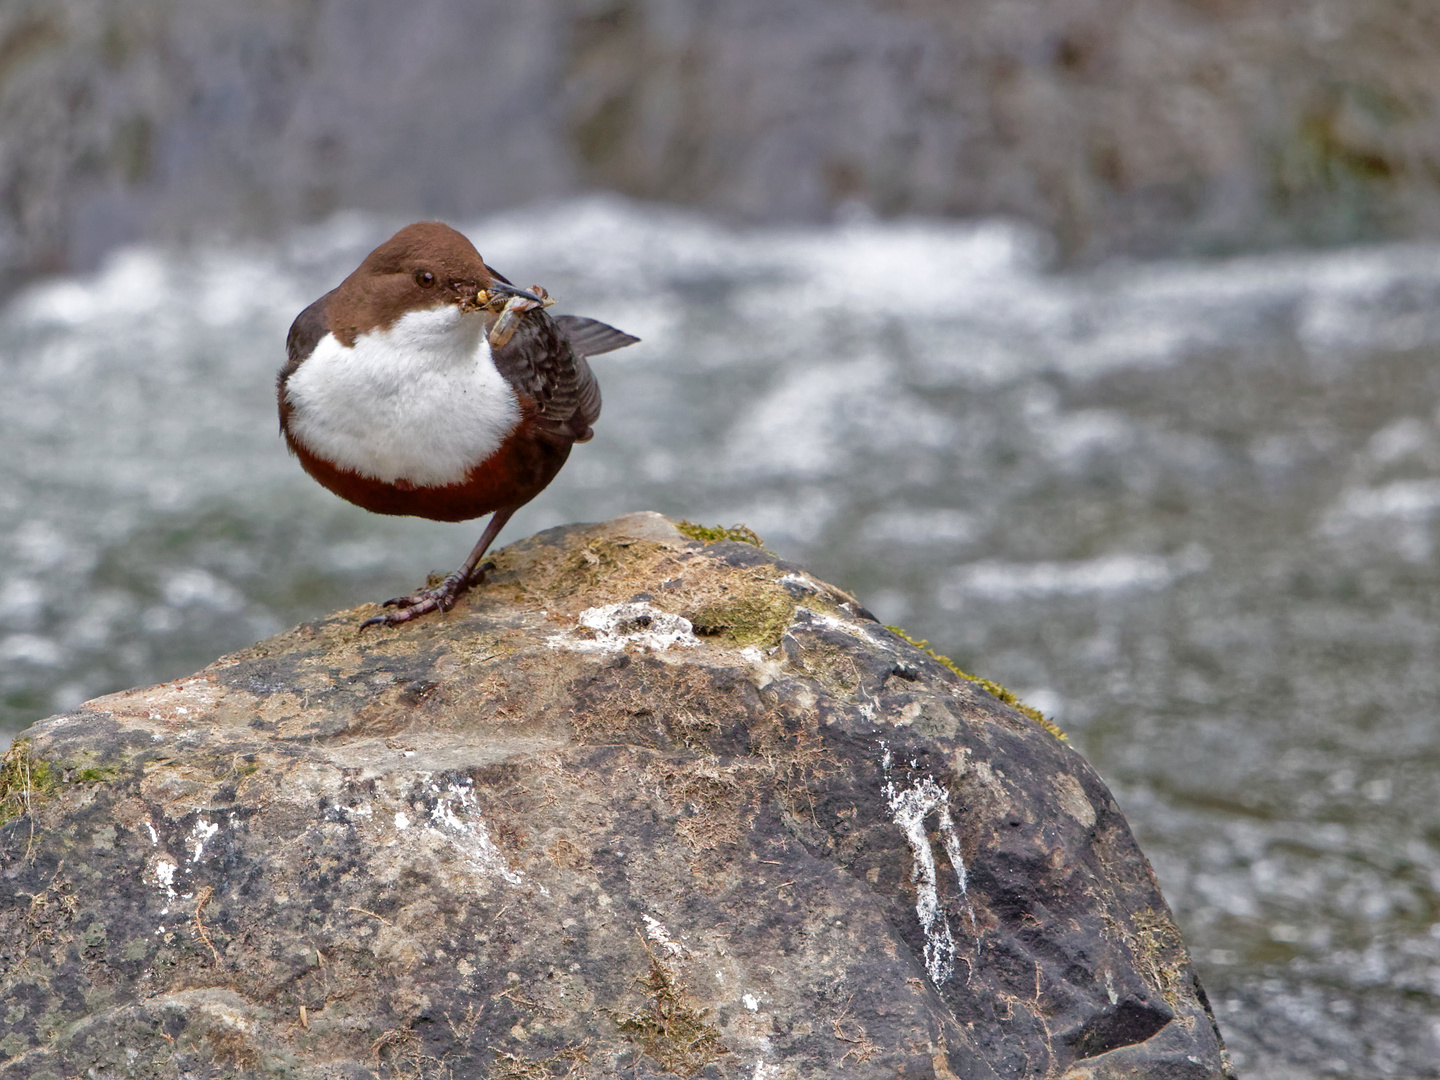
[489,313,592,438]
[571,352,602,431]
[553,314,640,357]
[277,291,333,431]
[281,292,332,382]
[491,310,637,440]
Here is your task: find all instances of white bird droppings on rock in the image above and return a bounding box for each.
[546,601,697,654]
[881,744,970,986]
[422,777,523,886]
[642,914,685,957]
[152,857,179,914]
[786,605,874,646]
[188,818,219,863]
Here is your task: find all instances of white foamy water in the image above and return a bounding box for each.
[5,197,1440,1075]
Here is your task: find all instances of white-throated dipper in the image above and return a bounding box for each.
[278,221,638,628]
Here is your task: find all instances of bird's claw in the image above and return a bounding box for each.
[360,572,464,629]
[357,563,495,630]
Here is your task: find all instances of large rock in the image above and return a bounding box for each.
[0,513,1231,1078]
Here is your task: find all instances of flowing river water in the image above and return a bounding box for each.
[4,198,1440,1076]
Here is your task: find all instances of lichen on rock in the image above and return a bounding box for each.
[0,512,1232,1079]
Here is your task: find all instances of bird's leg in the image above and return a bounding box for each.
[360,508,517,629]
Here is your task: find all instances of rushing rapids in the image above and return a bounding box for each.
[4,198,1440,1076]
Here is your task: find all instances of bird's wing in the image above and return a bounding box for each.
[277,291,333,431]
[571,352,602,431]
[490,311,599,438]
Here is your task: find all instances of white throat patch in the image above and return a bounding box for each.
[284,305,521,488]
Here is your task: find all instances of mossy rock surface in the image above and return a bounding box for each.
[0,513,1232,1079]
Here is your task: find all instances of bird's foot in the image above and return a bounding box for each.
[359,562,495,630]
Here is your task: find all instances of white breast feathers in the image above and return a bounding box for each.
[284,305,521,488]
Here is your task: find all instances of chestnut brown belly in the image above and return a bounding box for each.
[288,427,572,522]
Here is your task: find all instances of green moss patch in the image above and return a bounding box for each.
[675,521,765,548]
[0,739,59,827]
[616,950,725,1077]
[688,591,795,648]
[886,627,1067,742]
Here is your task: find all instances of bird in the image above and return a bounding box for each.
[277,221,639,628]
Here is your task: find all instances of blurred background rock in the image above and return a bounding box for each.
[4,0,1440,289]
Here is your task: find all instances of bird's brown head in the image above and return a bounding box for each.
[325,222,498,346]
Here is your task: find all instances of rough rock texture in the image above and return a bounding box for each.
[3,0,1440,287]
[0,514,1232,1078]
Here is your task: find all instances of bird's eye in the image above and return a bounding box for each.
[414,269,436,288]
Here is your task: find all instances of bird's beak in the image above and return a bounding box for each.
[481,280,550,306]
